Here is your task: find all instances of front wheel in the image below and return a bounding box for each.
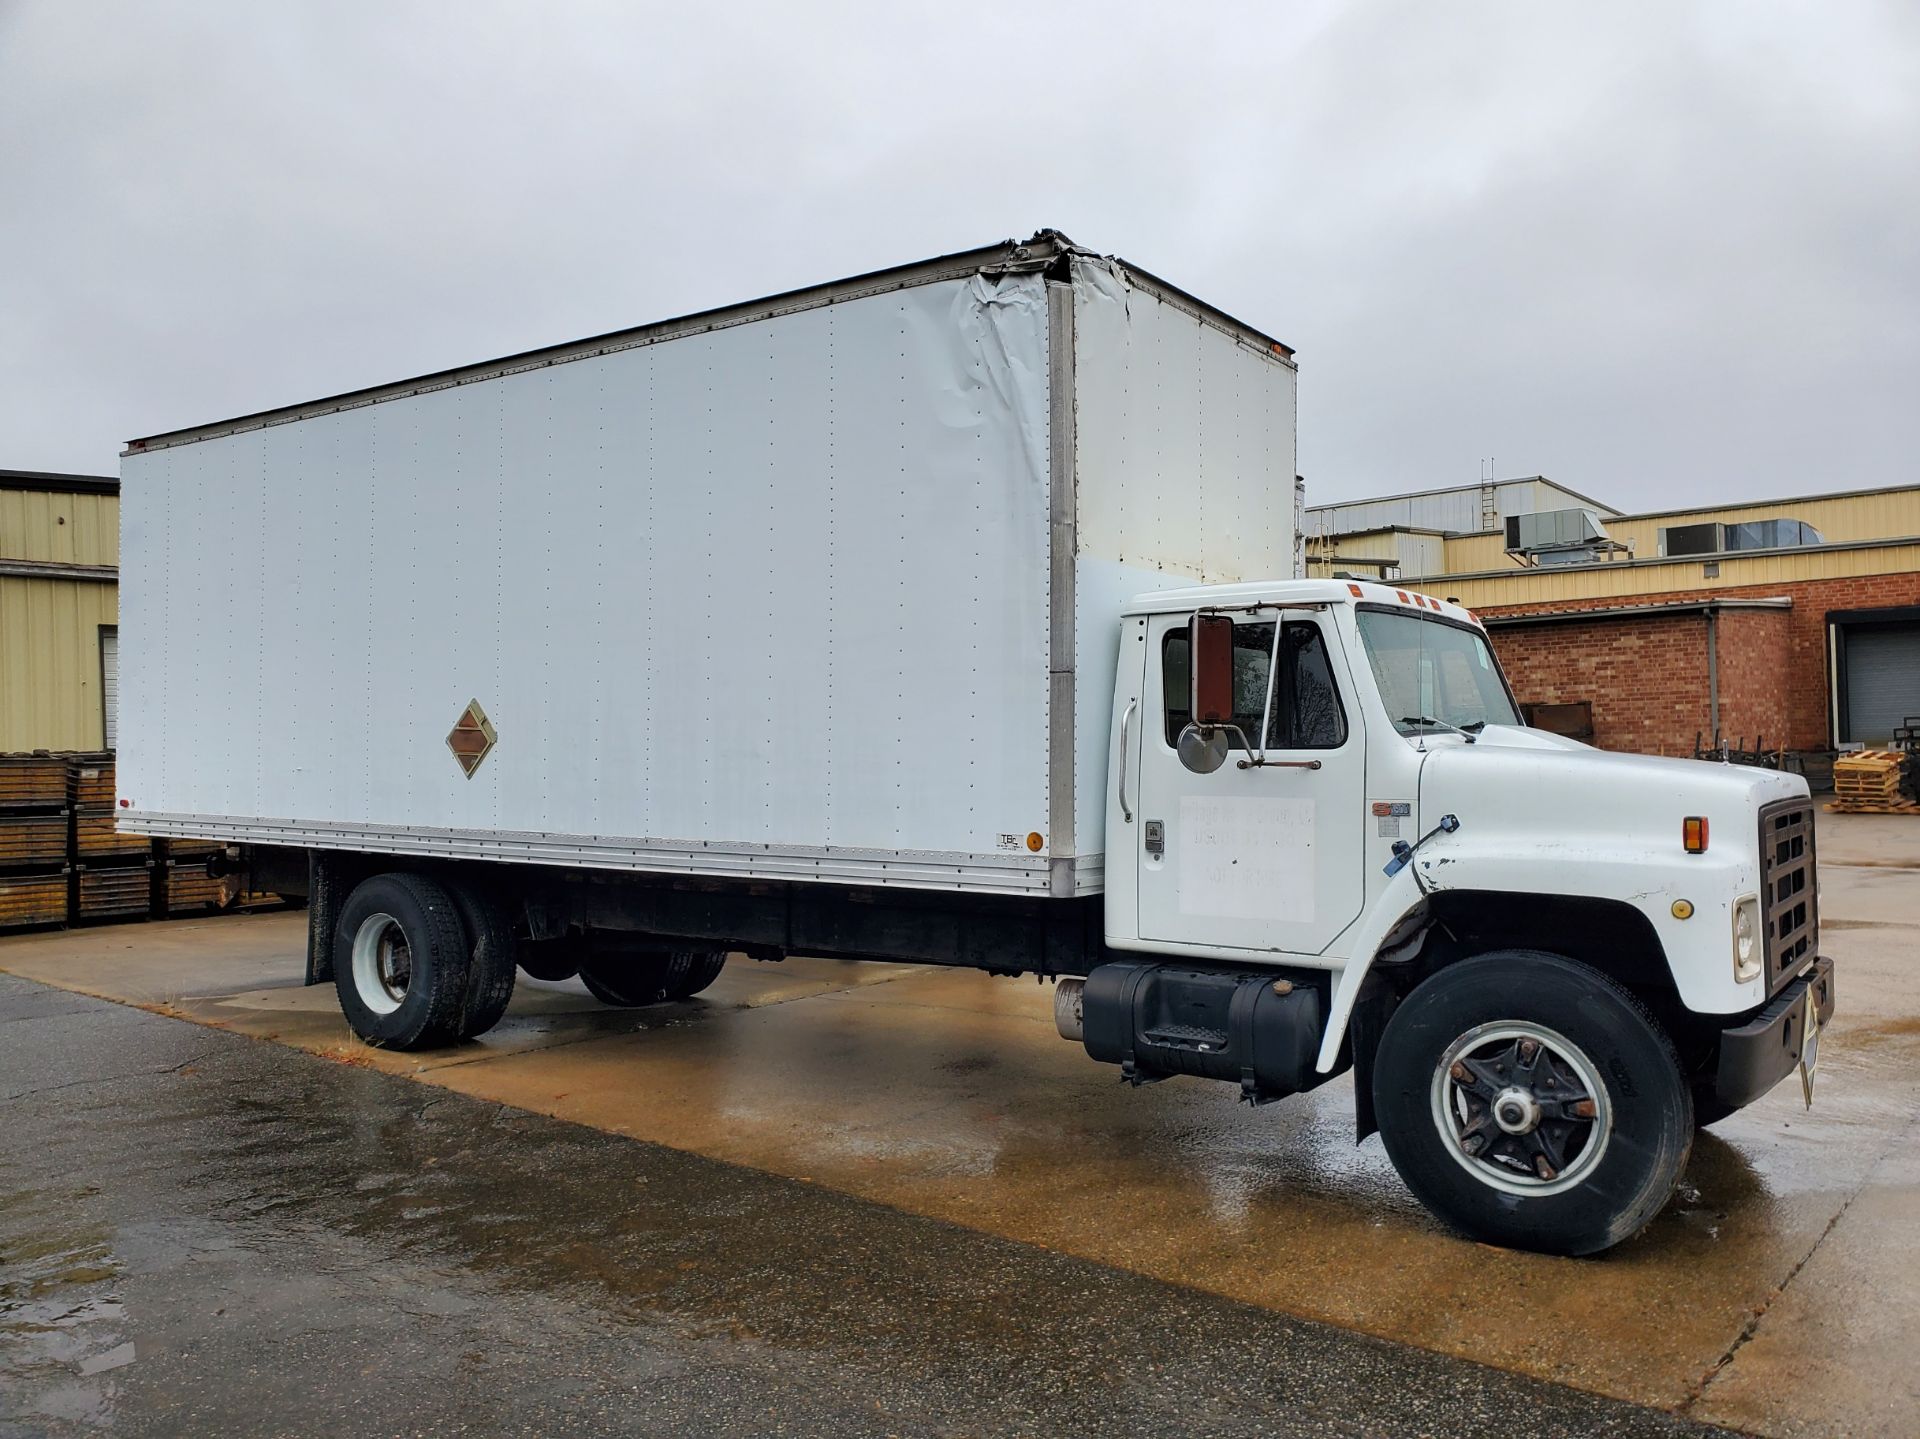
[1372,950,1693,1256]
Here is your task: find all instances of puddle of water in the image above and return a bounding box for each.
[0,1187,129,1429]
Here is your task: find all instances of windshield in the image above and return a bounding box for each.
[1354,608,1521,737]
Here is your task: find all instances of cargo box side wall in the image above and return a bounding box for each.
[1067,257,1299,880]
[119,274,1063,891]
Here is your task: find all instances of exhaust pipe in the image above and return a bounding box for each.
[1053,976,1085,1043]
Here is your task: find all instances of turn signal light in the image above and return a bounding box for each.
[1683,816,1709,854]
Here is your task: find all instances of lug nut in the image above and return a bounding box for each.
[1571,1099,1597,1120]
[1519,1039,1539,1061]
[1462,1134,1487,1156]
[1533,1155,1558,1181]
[1450,1062,1472,1084]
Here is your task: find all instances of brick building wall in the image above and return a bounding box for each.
[1481,569,1920,756]
[1713,607,1794,752]
[1490,612,1711,757]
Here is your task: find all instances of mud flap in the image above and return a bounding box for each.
[1349,972,1399,1144]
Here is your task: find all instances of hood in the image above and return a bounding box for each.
[1416,726,1809,848]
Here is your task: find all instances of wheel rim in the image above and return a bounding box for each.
[350,912,412,1015]
[1429,1020,1613,1198]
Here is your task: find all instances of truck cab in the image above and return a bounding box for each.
[1066,577,1834,1254]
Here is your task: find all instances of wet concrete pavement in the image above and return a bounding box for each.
[1,976,1717,1437]
[4,810,1917,1435]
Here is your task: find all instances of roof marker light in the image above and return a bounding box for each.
[1346,583,1364,598]
[1395,590,1411,605]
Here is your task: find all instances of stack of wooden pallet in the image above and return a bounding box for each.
[1828,751,1920,815]
[68,754,157,921]
[0,754,72,930]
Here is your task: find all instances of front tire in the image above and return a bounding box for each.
[1372,950,1693,1256]
[333,873,472,1050]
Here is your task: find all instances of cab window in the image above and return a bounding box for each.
[1163,622,1271,747]
[1163,620,1347,750]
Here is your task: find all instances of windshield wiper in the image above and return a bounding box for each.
[1399,716,1477,744]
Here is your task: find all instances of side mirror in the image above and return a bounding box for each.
[1190,614,1234,725]
[1177,614,1237,774]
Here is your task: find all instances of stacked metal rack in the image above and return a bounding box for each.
[0,751,297,928]
[0,755,73,931]
[68,753,156,921]
[160,837,229,916]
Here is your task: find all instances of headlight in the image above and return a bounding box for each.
[1733,897,1761,983]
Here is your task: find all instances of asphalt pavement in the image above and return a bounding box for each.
[0,973,1720,1439]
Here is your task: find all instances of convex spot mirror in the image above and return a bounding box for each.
[1177,613,1236,775]
[1177,724,1230,774]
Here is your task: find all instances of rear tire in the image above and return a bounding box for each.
[445,879,518,1040]
[517,934,584,983]
[333,873,472,1050]
[579,947,727,1006]
[1372,950,1693,1256]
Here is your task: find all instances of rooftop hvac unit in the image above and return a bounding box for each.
[1503,508,1632,568]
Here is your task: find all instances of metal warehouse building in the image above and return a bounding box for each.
[0,469,120,752]
[1306,477,1920,760]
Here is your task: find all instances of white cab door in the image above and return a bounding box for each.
[1135,609,1367,957]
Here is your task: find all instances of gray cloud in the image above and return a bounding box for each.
[2,0,1914,511]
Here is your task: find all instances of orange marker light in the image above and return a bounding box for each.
[1395,590,1411,605]
[1347,583,1364,597]
[1026,832,1044,852]
[1683,816,1709,854]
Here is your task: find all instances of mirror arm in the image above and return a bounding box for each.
[1219,725,1323,772]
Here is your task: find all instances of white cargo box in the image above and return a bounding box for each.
[119,232,1297,896]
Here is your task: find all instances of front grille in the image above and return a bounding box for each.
[1759,798,1817,988]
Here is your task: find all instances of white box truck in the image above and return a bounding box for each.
[119,231,1832,1254]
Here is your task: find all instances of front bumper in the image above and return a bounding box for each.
[1714,955,1836,1108]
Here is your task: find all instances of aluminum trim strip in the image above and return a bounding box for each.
[118,812,1106,895]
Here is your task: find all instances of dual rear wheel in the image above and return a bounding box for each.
[335,872,512,1050]
[515,931,729,1005]
[334,871,726,1051]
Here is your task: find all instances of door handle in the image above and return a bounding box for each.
[1118,698,1138,823]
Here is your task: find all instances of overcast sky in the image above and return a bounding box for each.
[2,1,1915,511]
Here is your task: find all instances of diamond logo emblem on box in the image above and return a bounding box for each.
[446,700,497,778]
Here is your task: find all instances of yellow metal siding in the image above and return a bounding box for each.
[1434,532,1509,573]
[1613,490,1920,548]
[0,575,118,750]
[0,490,119,566]
[1418,487,1920,585]
[1435,542,1920,611]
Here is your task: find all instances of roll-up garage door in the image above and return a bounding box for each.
[1844,624,1920,745]
[101,628,118,749]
